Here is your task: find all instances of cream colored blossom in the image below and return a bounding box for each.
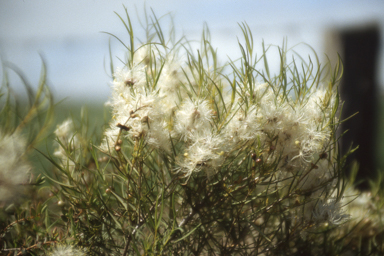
[0,131,30,202]
[53,119,80,171]
[313,199,350,225]
[48,244,87,256]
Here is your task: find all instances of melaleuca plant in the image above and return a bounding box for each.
[45,9,382,256]
[97,10,349,254]
[3,7,384,256]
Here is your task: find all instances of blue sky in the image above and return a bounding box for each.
[1,0,383,102]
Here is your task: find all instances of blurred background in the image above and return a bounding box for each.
[1,0,384,188]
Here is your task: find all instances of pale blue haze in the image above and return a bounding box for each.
[0,0,383,102]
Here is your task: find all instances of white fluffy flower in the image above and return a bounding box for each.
[224,106,263,142]
[313,199,350,225]
[173,99,214,141]
[53,119,80,171]
[111,65,147,108]
[176,133,224,177]
[48,244,87,256]
[0,131,30,202]
[103,63,173,153]
[342,188,376,223]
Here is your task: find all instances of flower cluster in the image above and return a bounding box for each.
[100,35,344,224]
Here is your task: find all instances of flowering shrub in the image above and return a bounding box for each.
[1,8,384,256]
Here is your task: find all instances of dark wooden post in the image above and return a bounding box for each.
[338,25,380,190]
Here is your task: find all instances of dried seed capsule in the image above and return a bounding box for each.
[116,123,130,131]
[192,108,200,119]
[251,153,257,160]
[234,176,243,184]
[319,152,328,159]
[124,79,135,86]
[57,200,65,206]
[105,188,112,194]
[311,163,318,169]
[115,145,121,152]
[196,161,207,167]
[117,139,123,145]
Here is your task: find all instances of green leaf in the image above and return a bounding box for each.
[172,224,202,243]
[111,190,128,211]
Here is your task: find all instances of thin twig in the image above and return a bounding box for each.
[122,177,178,256]
[1,241,57,256]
